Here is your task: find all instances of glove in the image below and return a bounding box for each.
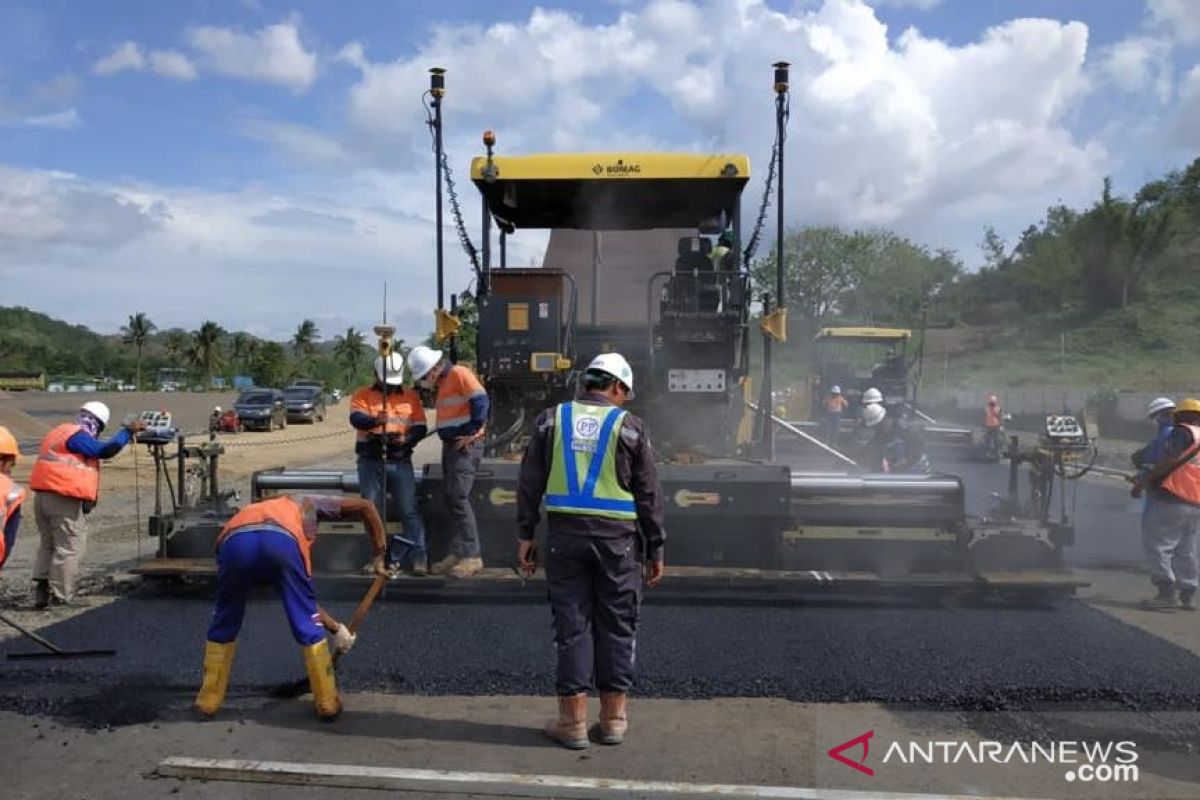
[331,623,356,655]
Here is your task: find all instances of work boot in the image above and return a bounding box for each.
[408,558,429,577]
[448,557,484,579]
[594,691,628,745]
[1143,581,1177,610]
[543,693,589,750]
[32,580,49,610]
[428,554,460,576]
[1180,588,1197,612]
[301,639,342,721]
[193,640,237,719]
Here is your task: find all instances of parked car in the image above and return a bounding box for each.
[235,388,287,431]
[284,385,326,424]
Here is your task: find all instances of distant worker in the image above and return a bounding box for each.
[823,385,848,442]
[0,426,25,572]
[194,494,388,721]
[349,353,429,576]
[517,353,666,749]
[408,345,490,578]
[863,402,926,473]
[209,405,222,439]
[29,402,145,608]
[983,395,1004,454]
[1132,397,1200,611]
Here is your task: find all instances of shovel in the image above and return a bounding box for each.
[1,611,116,660]
[269,572,387,698]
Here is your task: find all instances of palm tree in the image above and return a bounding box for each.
[121,312,156,389]
[333,327,366,387]
[163,329,190,367]
[190,320,226,387]
[292,319,320,371]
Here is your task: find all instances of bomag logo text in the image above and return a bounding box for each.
[592,159,642,176]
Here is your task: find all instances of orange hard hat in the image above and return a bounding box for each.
[0,426,18,460]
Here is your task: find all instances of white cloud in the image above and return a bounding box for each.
[1147,0,1200,45]
[0,167,162,247]
[185,19,317,92]
[93,41,144,76]
[864,0,943,9]
[1174,65,1200,146]
[22,108,80,129]
[148,49,198,81]
[94,41,197,80]
[1098,35,1173,103]
[238,118,351,165]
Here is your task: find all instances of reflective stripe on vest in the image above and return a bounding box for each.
[545,402,636,519]
[29,423,100,502]
[1161,423,1200,506]
[215,496,314,575]
[350,386,420,442]
[0,474,25,566]
[985,407,1002,428]
[435,365,486,430]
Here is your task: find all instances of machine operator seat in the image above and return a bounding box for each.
[672,236,719,313]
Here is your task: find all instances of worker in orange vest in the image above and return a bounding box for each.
[408,345,490,578]
[194,494,388,721]
[0,426,26,572]
[349,353,429,576]
[983,395,1004,454]
[822,385,849,443]
[29,401,145,608]
[1133,397,1200,611]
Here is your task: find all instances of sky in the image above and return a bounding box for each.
[0,0,1197,344]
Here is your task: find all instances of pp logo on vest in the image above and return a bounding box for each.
[572,416,601,453]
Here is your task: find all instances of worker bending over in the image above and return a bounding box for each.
[1133,397,1200,611]
[349,353,428,575]
[194,494,388,721]
[408,345,489,578]
[517,353,666,749]
[0,427,25,572]
[29,402,145,607]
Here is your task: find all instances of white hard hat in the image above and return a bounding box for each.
[79,400,111,427]
[830,385,842,394]
[1148,397,1176,418]
[862,403,886,427]
[213,405,222,413]
[374,353,406,386]
[408,345,443,381]
[862,387,883,405]
[586,352,635,396]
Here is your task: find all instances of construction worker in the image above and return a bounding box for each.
[194,493,388,720]
[0,426,25,572]
[1133,397,1176,473]
[29,401,145,608]
[983,395,1004,453]
[349,353,429,575]
[1132,397,1200,611]
[822,385,848,442]
[710,230,733,270]
[408,344,489,578]
[516,352,666,750]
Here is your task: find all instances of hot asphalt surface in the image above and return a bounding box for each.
[2,447,1196,735]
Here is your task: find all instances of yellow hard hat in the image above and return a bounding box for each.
[1175,398,1200,415]
[0,426,18,460]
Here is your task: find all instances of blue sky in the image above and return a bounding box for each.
[0,0,1197,342]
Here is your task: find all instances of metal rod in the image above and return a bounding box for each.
[176,434,185,508]
[591,230,600,325]
[500,230,507,268]
[432,70,446,310]
[759,293,773,458]
[745,400,856,467]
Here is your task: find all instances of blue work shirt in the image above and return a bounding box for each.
[1,507,18,570]
[66,427,133,460]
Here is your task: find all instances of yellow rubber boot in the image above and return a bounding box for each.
[193,640,237,719]
[301,639,342,721]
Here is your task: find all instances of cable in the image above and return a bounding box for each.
[743,92,790,266]
[423,91,481,281]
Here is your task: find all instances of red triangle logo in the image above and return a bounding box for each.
[827,730,875,776]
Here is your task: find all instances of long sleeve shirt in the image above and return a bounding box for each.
[349,384,428,460]
[433,363,490,441]
[517,392,666,561]
[66,427,133,460]
[1,507,18,570]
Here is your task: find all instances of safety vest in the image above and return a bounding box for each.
[350,386,424,443]
[824,395,848,414]
[0,473,25,567]
[985,405,1003,428]
[1160,424,1200,506]
[435,364,487,432]
[710,244,731,270]
[29,424,100,502]
[215,496,314,576]
[545,402,637,520]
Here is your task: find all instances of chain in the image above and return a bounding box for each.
[209,428,354,448]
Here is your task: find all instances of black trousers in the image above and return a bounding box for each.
[545,529,643,696]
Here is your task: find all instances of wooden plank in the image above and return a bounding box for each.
[156,757,1044,800]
